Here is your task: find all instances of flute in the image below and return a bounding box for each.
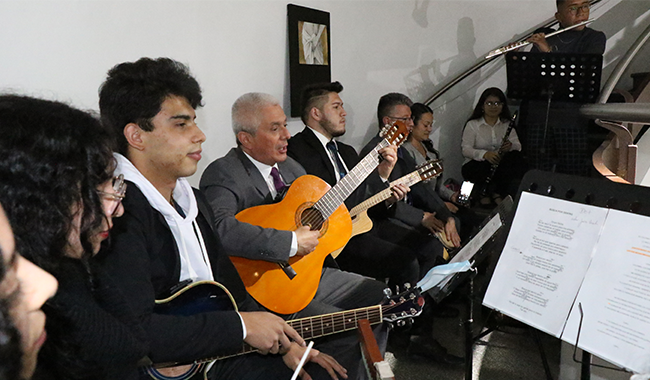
[485,19,594,59]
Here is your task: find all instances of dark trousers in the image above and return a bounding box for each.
[370,218,446,279]
[208,330,365,380]
[462,150,528,198]
[334,231,420,289]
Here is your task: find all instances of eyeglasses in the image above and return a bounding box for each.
[98,174,126,217]
[484,101,503,107]
[387,115,412,122]
[566,4,590,15]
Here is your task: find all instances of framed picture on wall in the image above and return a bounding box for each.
[288,4,331,117]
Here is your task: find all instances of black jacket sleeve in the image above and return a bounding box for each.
[96,185,245,364]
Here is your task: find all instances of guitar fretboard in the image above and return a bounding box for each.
[200,305,384,363]
[314,140,390,218]
[288,304,383,339]
[349,170,422,217]
[349,161,442,217]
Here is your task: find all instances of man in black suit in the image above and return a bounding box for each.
[287,81,420,289]
[361,92,462,274]
[97,57,351,380]
[362,92,465,365]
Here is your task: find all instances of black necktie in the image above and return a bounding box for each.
[326,140,347,180]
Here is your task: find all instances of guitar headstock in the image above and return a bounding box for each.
[416,159,443,181]
[380,285,424,324]
[379,120,410,147]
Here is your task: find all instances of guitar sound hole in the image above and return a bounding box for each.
[301,207,325,231]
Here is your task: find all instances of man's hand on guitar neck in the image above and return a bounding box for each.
[240,312,305,354]
[377,145,399,181]
[282,342,348,380]
[295,226,320,256]
[386,183,410,206]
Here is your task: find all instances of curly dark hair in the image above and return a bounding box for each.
[98,57,203,155]
[0,244,22,380]
[467,87,511,123]
[0,95,114,272]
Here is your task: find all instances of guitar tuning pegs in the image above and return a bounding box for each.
[383,288,393,298]
[404,283,411,290]
[395,285,400,294]
[396,319,406,327]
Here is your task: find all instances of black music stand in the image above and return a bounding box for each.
[506,52,602,162]
[484,169,648,380]
[506,52,602,103]
[426,197,514,380]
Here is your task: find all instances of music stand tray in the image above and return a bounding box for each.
[506,52,602,103]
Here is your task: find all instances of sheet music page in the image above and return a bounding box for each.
[428,213,502,294]
[562,210,650,373]
[450,213,502,264]
[483,192,608,337]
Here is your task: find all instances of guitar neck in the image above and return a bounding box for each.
[198,305,384,364]
[315,140,390,217]
[349,170,423,217]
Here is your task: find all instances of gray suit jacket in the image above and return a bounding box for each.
[199,147,306,263]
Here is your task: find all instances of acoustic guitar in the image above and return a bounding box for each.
[145,280,423,380]
[331,159,444,258]
[232,121,409,314]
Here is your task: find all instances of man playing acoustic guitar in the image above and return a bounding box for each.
[200,92,405,377]
[200,92,397,320]
[97,57,352,380]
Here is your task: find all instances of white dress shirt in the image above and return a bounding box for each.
[307,126,350,182]
[461,117,522,163]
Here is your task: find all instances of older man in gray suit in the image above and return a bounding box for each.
[200,92,395,379]
[199,92,396,313]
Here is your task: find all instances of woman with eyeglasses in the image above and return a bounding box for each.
[461,87,527,207]
[0,95,148,379]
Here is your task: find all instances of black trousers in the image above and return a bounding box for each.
[370,218,446,279]
[462,150,528,198]
[335,230,420,289]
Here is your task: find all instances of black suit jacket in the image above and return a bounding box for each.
[97,183,257,364]
[287,127,386,209]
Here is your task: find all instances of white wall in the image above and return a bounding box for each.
[1,0,649,185]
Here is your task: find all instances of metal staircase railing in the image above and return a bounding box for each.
[580,22,650,183]
[423,0,603,106]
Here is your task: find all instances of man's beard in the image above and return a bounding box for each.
[320,118,345,138]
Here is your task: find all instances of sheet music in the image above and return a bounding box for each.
[450,213,503,263]
[425,213,502,294]
[483,192,608,337]
[562,210,650,374]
